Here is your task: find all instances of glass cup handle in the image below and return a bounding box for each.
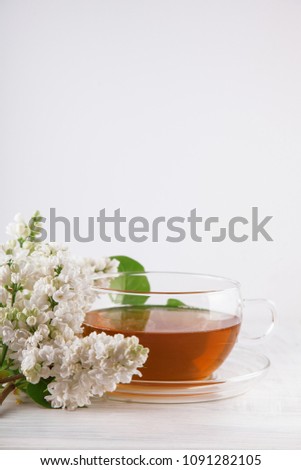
[241,298,277,341]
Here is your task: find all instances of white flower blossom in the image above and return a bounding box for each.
[0,286,8,306]
[52,285,74,303]
[44,332,148,410]
[26,316,37,327]
[0,265,11,284]
[6,213,31,239]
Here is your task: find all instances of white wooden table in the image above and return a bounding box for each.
[1,319,300,450]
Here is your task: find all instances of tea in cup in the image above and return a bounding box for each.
[83,272,276,382]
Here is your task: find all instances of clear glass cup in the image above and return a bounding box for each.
[83,272,276,385]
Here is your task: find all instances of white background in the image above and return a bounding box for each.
[1,0,301,318]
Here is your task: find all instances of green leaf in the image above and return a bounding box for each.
[0,369,11,380]
[26,378,52,409]
[110,256,150,305]
[166,298,186,308]
[0,344,8,367]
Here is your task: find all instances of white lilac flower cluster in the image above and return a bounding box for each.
[0,214,148,410]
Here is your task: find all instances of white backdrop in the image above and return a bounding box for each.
[1,0,300,318]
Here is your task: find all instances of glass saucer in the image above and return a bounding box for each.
[107,348,270,403]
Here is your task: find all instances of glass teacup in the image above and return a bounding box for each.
[83,272,276,383]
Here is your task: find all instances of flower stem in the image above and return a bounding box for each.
[0,382,15,405]
[0,373,24,385]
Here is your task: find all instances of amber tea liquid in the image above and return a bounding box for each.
[83,306,241,381]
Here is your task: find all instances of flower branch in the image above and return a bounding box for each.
[0,213,149,410]
[0,383,16,405]
[0,373,24,384]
